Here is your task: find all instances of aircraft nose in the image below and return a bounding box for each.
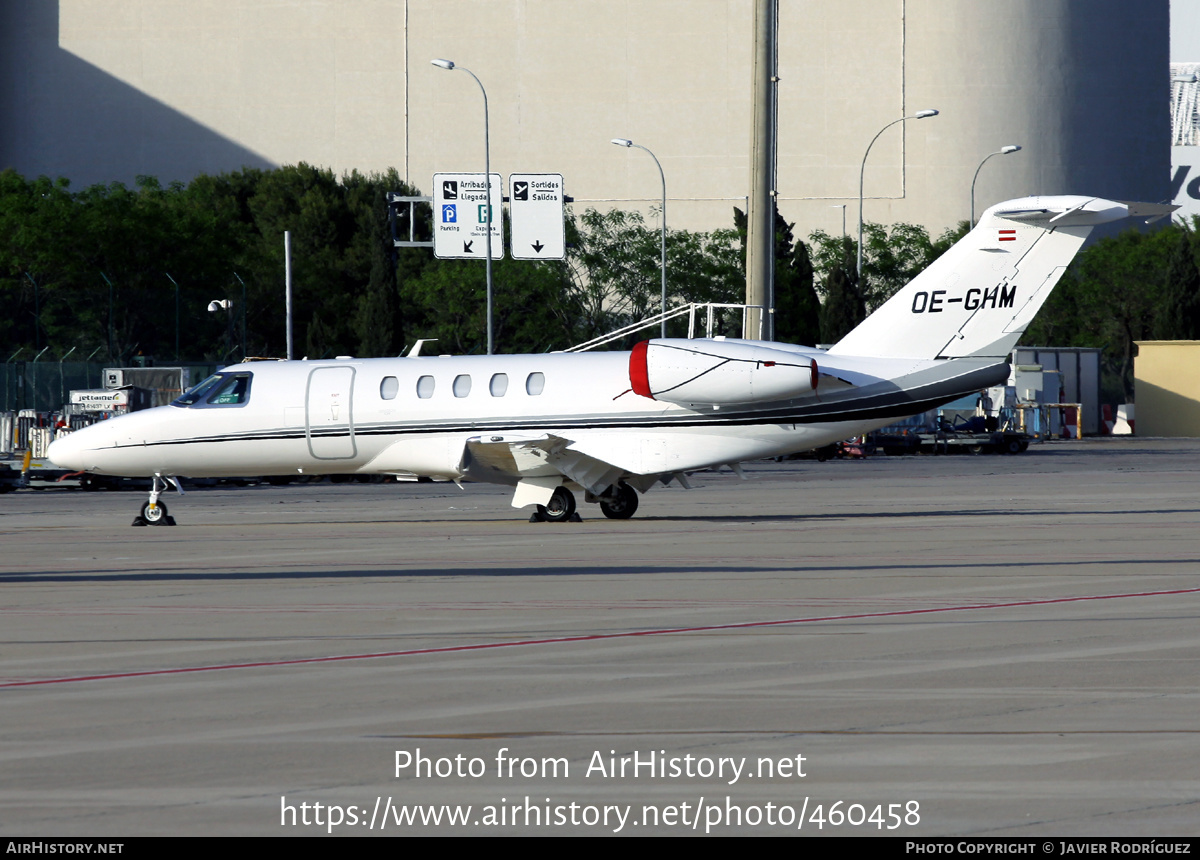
[47,432,88,471]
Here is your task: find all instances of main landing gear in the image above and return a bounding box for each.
[599,482,639,520]
[530,486,580,523]
[528,482,640,523]
[133,475,182,527]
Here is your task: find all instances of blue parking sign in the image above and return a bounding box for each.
[442,204,457,223]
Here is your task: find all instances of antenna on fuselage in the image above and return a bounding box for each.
[406,339,438,357]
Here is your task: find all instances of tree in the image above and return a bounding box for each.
[400,252,582,355]
[808,220,967,315]
[772,221,821,347]
[567,207,743,344]
[1159,221,1200,340]
[733,206,821,345]
[569,208,667,331]
[818,235,865,343]
[1024,225,1178,401]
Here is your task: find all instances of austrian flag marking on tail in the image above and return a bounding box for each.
[998,229,1017,242]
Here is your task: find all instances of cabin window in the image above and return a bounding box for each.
[489,373,508,397]
[380,376,399,400]
[416,375,435,399]
[453,374,472,398]
[525,372,545,396]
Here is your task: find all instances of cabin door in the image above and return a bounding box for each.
[306,366,357,460]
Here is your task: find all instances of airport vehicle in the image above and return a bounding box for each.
[47,196,1168,524]
[916,416,1032,455]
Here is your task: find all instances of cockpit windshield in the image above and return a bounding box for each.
[172,372,253,408]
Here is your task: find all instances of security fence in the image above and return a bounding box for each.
[1,361,220,413]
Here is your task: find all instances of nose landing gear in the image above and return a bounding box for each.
[133,475,182,527]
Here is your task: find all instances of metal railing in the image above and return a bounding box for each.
[565,303,768,352]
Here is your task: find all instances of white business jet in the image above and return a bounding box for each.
[47,196,1168,525]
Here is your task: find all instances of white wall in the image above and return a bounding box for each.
[1,1,1170,240]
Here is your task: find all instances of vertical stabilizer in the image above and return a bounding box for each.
[827,196,1140,360]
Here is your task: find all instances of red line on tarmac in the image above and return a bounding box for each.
[4,586,1199,689]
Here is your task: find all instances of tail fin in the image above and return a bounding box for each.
[827,196,1171,360]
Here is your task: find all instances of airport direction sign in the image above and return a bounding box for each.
[433,173,505,260]
[509,173,565,260]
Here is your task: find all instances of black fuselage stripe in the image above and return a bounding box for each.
[124,389,980,450]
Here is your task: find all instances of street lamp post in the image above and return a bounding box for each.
[612,138,668,337]
[207,299,235,362]
[858,110,939,282]
[971,146,1022,227]
[432,58,496,354]
[164,273,181,361]
[232,273,248,360]
[832,204,847,237]
[58,346,76,407]
[31,346,48,412]
[24,273,40,352]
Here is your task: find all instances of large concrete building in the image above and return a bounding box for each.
[1,1,1170,238]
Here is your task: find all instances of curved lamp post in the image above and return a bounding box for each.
[432,58,496,354]
[858,109,939,281]
[971,145,1021,227]
[612,138,667,337]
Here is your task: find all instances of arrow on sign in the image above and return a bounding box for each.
[463,240,474,253]
[531,240,544,253]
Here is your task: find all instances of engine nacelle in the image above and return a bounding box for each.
[629,339,818,406]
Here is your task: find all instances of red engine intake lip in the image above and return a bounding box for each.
[629,340,653,399]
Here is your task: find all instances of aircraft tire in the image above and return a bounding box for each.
[600,483,639,520]
[140,500,168,525]
[537,487,576,523]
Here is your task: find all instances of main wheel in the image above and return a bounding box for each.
[140,500,168,524]
[536,487,576,522]
[600,483,639,520]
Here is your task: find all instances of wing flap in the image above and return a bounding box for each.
[463,433,630,497]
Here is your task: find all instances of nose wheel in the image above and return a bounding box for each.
[133,475,181,526]
[139,499,171,525]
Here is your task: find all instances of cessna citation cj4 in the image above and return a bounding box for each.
[48,196,1170,525]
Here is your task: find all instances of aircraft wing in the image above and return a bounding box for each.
[462,431,711,510]
[461,433,628,499]
[462,433,567,479]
